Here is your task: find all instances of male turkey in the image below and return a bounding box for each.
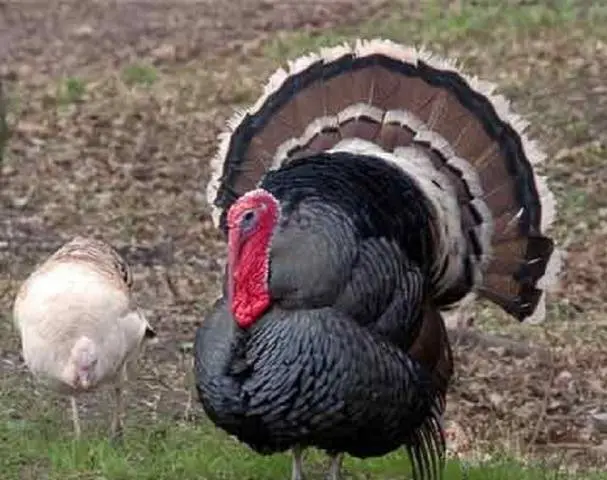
[194,39,560,480]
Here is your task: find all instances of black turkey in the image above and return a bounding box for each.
[194,39,561,480]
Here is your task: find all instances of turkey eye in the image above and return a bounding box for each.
[240,210,258,232]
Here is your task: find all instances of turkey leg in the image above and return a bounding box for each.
[110,385,124,441]
[291,446,304,480]
[70,396,81,439]
[110,366,127,442]
[327,453,343,480]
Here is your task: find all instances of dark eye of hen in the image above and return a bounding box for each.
[240,209,258,233]
[117,261,132,287]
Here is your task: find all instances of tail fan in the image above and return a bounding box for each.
[206,38,560,323]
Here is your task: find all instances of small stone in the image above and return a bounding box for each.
[151,44,177,62]
[73,24,94,37]
[489,392,503,408]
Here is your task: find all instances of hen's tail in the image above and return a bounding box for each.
[207,38,561,323]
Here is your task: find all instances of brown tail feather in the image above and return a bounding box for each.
[408,308,453,400]
[207,39,561,322]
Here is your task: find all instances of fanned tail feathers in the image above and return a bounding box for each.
[206,38,561,323]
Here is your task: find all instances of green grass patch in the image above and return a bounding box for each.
[0,401,605,480]
[263,0,607,61]
[56,76,87,104]
[122,63,159,87]
[548,143,606,238]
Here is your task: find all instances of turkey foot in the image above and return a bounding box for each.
[326,453,343,480]
[291,446,304,480]
[70,396,81,439]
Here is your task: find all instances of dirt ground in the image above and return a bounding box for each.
[1,0,606,473]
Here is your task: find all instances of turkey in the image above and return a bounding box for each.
[194,39,561,480]
[13,236,156,439]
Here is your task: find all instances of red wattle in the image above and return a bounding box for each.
[225,189,278,328]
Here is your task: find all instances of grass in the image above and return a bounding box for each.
[56,77,87,105]
[1,403,606,480]
[121,63,159,87]
[263,0,607,61]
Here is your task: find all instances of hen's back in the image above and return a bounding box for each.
[13,237,151,390]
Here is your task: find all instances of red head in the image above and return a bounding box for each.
[226,188,279,328]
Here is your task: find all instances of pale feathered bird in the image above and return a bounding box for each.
[13,236,156,439]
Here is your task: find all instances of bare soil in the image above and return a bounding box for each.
[1,0,605,473]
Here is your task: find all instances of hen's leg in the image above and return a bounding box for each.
[110,366,127,442]
[70,396,81,439]
[109,385,124,441]
[291,446,304,480]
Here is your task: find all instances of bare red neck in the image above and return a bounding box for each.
[226,189,279,328]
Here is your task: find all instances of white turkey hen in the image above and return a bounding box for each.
[13,236,156,439]
[194,39,561,480]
